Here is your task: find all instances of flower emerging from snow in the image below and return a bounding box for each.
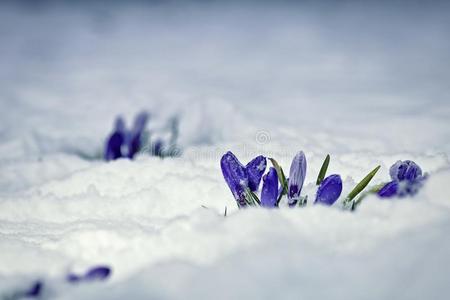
[378,160,426,199]
[261,167,279,208]
[105,116,126,161]
[105,111,149,161]
[67,266,111,283]
[389,160,422,183]
[221,151,266,208]
[23,281,43,298]
[127,111,149,159]
[287,151,307,206]
[315,174,343,205]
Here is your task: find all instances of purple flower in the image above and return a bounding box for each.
[379,160,426,199]
[246,155,267,192]
[128,111,149,159]
[23,280,43,297]
[377,181,398,198]
[315,174,342,205]
[67,266,111,284]
[261,167,279,208]
[288,151,307,206]
[221,152,249,207]
[105,117,126,161]
[389,160,422,183]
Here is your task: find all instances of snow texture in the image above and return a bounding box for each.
[0,1,450,299]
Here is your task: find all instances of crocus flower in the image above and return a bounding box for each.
[23,280,43,298]
[246,155,267,192]
[105,117,126,161]
[221,152,249,207]
[67,266,111,284]
[315,174,343,205]
[128,111,149,159]
[389,160,422,183]
[261,167,279,208]
[288,151,307,206]
[377,181,398,198]
[379,160,425,199]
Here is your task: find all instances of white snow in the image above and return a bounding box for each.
[0,1,450,299]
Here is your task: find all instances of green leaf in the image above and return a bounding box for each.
[269,158,288,199]
[352,182,387,210]
[345,165,381,203]
[244,187,261,206]
[316,154,330,185]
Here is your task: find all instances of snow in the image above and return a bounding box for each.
[1,1,450,299]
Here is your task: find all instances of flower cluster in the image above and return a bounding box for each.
[377,160,426,198]
[105,112,180,160]
[221,151,427,209]
[105,111,149,160]
[221,151,351,208]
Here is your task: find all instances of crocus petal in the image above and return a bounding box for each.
[315,174,342,205]
[246,155,267,192]
[221,152,249,207]
[127,134,141,159]
[404,162,422,182]
[24,281,43,297]
[132,111,149,135]
[105,116,127,161]
[105,132,125,161]
[288,151,307,205]
[377,181,398,198]
[390,160,422,182]
[67,266,111,284]
[114,116,126,133]
[261,167,279,208]
[127,111,150,159]
[85,266,111,281]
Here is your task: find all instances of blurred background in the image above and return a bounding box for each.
[1,0,450,159]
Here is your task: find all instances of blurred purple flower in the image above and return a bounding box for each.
[221,152,249,207]
[105,116,126,161]
[67,266,111,284]
[377,181,399,198]
[246,155,267,192]
[23,281,43,298]
[389,160,422,182]
[261,167,279,208]
[315,174,342,205]
[128,111,149,159]
[380,160,426,198]
[288,151,307,206]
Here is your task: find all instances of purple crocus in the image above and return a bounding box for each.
[261,167,279,208]
[23,280,43,298]
[379,160,425,199]
[67,266,111,284]
[288,151,307,206]
[221,152,249,207]
[127,111,149,159]
[246,155,267,192]
[390,160,422,183]
[315,174,343,205]
[105,117,126,161]
[377,181,398,198]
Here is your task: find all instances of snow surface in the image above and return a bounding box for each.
[1,1,450,299]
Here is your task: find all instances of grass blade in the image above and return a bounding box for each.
[269,158,288,197]
[345,165,381,203]
[316,154,330,185]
